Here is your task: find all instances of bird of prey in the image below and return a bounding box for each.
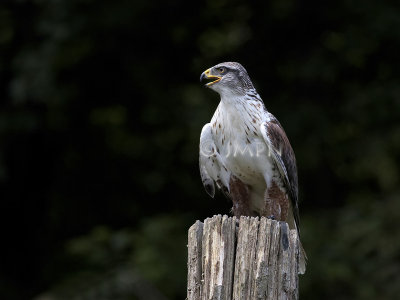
[199,62,306,274]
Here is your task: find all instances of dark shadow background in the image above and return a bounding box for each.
[1,0,399,299]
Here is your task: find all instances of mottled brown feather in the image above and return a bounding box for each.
[229,176,256,217]
[262,181,289,221]
[264,119,300,230]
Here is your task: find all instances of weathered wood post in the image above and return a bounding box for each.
[187,215,300,300]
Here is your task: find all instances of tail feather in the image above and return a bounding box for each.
[298,239,307,274]
[286,205,307,274]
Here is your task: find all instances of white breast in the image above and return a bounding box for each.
[210,96,275,192]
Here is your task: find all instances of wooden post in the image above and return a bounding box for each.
[187,215,300,300]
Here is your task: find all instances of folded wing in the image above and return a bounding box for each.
[199,123,230,198]
[260,118,300,231]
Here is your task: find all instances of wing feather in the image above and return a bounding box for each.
[199,123,230,198]
[260,117,300,230]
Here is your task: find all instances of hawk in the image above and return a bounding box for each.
[199,62,306,274]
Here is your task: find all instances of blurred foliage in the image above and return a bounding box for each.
[0,0,399,299]
[34,214,188,300]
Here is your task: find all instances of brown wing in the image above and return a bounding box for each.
[260,117,300,231]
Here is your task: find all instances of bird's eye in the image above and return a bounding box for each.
[218,67,226,74]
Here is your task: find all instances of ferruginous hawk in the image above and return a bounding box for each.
[199,62,306,274]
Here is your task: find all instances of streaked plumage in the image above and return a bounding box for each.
[199,62,306,274]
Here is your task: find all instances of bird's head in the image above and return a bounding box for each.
[200,62,254,97]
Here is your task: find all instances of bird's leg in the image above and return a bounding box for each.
[262,192,281,221]
[262,181,288,221]
[229,176,255,217]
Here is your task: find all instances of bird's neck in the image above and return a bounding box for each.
[219,89,265,119]
[213,90,266,135]
[219,88,259,104]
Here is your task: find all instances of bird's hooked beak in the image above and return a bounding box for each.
[200,68,222,86]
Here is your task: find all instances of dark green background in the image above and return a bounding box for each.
[1,0,399,299]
